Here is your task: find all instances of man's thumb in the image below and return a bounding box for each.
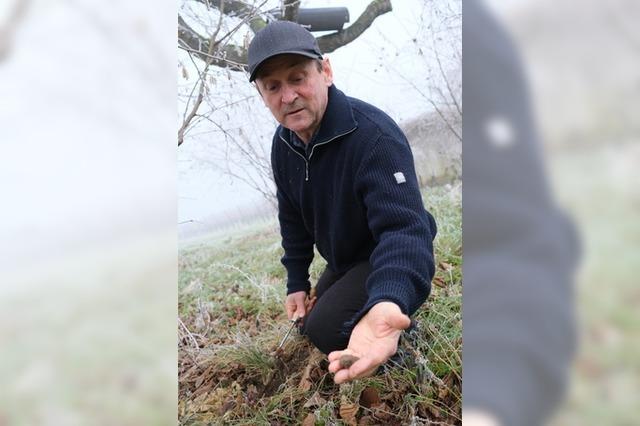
[389,312,411,330]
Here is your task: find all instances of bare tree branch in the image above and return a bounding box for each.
[192,114,277,206]
[178,14,247,68]
[434,46,461,117]
[178,0,227,147]
[179,0,393,68]
[179,86,205,146]
[190,0,268,32]
[316,0,392,53]
[283,0,300,22]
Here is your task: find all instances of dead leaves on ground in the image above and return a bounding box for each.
[179,343,461,425]
[178,317,461,425]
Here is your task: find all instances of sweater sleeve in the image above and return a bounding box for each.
[352,134,436,323]
[271,141,315,295]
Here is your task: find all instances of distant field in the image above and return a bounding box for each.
[178,184,462,425]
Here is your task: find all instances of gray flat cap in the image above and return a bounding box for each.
[248,20,323,82]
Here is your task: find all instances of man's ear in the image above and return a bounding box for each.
[322,57,333,86]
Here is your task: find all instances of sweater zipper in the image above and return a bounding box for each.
[280,126,357,182]
[308,126,357,161]
[280,136,310,181]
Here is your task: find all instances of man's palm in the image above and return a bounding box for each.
[328,302,411,384]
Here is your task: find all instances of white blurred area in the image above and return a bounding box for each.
[487,0,640,423]
[0,0,177,424]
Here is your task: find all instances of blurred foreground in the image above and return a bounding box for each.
[464,0,639,424]
[1,0,177,424]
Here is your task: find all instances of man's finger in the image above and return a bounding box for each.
[305,296,317,312]
[328,357,352,373]
[286,305,296,320]
[347,356,379,378]
[333,358,378,384]
[328,349,356,363]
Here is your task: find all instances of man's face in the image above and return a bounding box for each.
[255,54,333,143]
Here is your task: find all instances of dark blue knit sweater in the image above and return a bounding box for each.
[271,85,437,322]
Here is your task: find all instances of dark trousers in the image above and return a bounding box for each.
[301,261,371,354]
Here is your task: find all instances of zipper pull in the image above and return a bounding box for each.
[305,165,309,181]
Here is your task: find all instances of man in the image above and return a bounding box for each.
[247,21,437,384]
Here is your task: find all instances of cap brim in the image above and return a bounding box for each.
[249,51,322,82]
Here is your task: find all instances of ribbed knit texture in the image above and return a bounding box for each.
[271,85,437,323]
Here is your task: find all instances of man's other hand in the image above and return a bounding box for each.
[285,291,308,321]
[327,301,411,384]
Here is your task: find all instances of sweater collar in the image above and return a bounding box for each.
[278,84,358,146]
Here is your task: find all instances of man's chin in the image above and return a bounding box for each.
[284,120,310,134]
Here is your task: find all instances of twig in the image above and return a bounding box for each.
[179,317,200,350]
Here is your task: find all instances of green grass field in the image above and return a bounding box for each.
[178,184,461,425]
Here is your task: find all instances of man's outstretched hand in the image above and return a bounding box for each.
[327,301,411,384]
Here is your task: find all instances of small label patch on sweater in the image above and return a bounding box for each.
[394,172,406,184]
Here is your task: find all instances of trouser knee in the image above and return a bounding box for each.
[303,311,350,355]
[302,261,371,354]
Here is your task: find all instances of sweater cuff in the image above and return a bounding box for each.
[286,280,310,295]
[367,280,418,316]
[283,260,311,295]
[341,282,417,334]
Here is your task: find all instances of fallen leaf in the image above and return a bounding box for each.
[372,402,392,421]
[358,415,377,425]
[359,387,381,408]
[298,364,313,391]
[303,391,327,408]
[438,261,454,271]
[234,306,244,320]
[433,276,446,288]
[195,374,206,388]
[246,384,258,405]
[438,385,449,400]
[302,413,316,426]
[340,396,359,426]
[218,396,236,415]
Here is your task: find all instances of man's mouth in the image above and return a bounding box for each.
[286,108,304,116]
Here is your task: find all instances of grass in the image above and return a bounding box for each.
[178,183,462,425]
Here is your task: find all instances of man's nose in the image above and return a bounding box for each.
[281,84,298,104]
